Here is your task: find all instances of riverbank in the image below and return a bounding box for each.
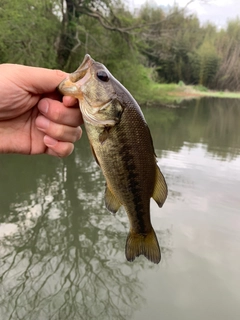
[168,84,240,99]
[139,83,240,105]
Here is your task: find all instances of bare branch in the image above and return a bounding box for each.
[82,10,146,34]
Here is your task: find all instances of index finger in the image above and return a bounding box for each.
[63,96,79,108]
[38,98,83,127]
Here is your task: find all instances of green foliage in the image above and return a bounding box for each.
[138,6,203,84]
[211,18,240,90]
[54,3,153,99]
[0,0,59,67]
[195,85,208,92]
[178,80,185,87]
[1,0,240,97]
[138,5,240,91]
[190,41,219,86]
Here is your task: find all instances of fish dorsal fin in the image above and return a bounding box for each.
[152,166,168,207]
[105,186,122,214]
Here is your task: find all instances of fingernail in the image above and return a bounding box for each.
[76,127,82,140]
[44,135,58,147]
[38,99,49,114]
[36,117,50,130]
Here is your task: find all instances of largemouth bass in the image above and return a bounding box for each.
[58,54,168,264]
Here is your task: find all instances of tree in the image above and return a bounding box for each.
[212,19,240,90]
[56,0,142,70]
[0,0,59,67]
[189,40,219,86]
[138,5,202,84]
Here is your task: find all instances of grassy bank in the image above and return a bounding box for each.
[137,82,240,105]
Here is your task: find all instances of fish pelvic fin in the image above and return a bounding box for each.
[125,228,161,264]
[152,166,168,208]
[105,186,121,214]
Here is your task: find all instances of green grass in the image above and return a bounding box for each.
[135,82,240,105]
[199,90,240,98]
[136,83,182,105]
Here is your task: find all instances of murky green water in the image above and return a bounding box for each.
[0,97,240,320]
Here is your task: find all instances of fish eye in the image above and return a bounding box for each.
[97,70,109,82]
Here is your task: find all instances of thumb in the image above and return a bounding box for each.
[9,64,67,94]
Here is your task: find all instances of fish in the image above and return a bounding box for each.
[58,54,168,264]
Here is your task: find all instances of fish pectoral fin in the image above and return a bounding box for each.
[125,228,161,264]
[90,144,100,166]
[105,186,121,214]
[152,166,168,208]
[99,127,110,144]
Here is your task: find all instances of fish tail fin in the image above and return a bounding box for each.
[125,228,161,264]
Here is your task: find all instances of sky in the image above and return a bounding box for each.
[127,0,240,27]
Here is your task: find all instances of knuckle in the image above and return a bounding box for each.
[74,127,82,142]
[53,124,65,139]
[58,143,74,157]
[52,107,62,122]
[47,141,74,158]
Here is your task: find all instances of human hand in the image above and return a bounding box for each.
[0,64,82,157]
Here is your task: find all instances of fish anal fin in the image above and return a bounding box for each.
[152,166,168,208]
[105,186,121,214]
[125,228,161,264]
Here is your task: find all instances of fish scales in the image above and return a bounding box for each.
[86,104,155,234]
[58,54,168,264]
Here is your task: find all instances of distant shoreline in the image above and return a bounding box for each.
[139,83,240,105]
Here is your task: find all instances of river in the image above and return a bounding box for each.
[0,97,240,320]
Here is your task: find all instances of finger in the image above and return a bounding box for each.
[38,98,83,127]
[43,136,74,157]
[63,96,79,107]
[36,116,82,142]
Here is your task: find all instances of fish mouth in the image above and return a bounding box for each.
[58,54,117,127]
[69,54,94,83]
[58,54,94,96]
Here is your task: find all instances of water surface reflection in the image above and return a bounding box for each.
[0,153,145,319]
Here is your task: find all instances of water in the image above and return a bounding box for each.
[0,97,240,320]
